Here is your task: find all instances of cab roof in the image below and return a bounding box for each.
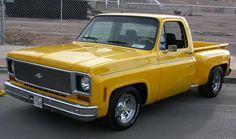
[98,13,185,20]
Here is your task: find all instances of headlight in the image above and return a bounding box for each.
[80,76,90,92]
[74,74,91,95]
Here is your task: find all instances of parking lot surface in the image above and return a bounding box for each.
[0,71,236,139]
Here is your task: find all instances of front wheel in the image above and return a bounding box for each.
[103,87,141,130]
[198,66,224,98]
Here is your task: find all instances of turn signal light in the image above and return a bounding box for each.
[77,95,90,104]
[9,75,16,81]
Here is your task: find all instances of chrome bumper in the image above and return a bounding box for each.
[4,82,98,121]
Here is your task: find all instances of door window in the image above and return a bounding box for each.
[159,21,187,50]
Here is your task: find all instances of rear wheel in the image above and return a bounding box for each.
[103,87,141,130]
[198,66,224,98]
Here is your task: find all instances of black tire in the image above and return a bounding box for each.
[103,86,141,130]
[198,66,224,98]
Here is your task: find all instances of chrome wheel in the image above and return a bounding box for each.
[212,71,222,92]
[198,67,223,98]
[115,93,136,124]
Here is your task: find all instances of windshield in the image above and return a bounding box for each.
[77,16,159,50]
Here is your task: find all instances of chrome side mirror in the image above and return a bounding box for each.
[168,45,177,52]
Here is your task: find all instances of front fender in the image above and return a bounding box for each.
[92,64,161,117]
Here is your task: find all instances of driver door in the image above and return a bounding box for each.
[158,20,195,99]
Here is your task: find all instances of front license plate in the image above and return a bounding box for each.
[33,95,43,108]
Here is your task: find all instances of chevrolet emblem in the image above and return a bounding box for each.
[35,73,43,79]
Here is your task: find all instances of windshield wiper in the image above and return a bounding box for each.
[107,40,128,46]
[82,36,98,40]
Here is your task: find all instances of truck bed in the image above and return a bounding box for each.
[193,41,228,52]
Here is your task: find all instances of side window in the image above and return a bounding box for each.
[163,21,187,49]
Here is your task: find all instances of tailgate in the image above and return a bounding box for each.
[193,41,228,52]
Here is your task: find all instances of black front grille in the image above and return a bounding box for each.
[14,60,72,95]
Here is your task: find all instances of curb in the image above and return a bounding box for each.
[224,77,236,84]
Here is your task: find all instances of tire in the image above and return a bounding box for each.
[103,87,141,130]
[198,66,224,98]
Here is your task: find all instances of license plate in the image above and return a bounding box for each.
[33,95,43,108]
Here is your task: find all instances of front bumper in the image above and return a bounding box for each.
[4,81,98,121]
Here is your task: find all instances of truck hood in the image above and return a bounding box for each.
[8,42,154,75]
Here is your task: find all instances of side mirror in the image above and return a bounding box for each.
[168,45,177,52]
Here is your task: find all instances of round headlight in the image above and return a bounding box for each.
[81,76,90,92]
[11,61,15,74]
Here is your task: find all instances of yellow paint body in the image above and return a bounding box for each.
[7,13,231,118]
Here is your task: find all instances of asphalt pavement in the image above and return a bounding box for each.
[0,72,236,139]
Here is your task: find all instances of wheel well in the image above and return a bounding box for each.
[132,83,148,105]
[218,64,228,75]
[112,83,148,105]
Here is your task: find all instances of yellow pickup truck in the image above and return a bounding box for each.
[4,13,231,130]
